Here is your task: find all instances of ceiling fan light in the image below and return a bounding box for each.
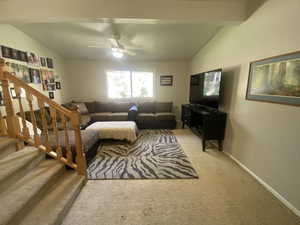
[112,50,124,58]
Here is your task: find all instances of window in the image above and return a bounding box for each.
[107,70,154,98]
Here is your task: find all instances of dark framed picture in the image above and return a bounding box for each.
[10,88,17,99]
[160,75,173,86]
[247,51,300,106]
[40,57,46,67]
[29,68,41,83]
[46,58,54,69]
[19,51,28,62]
[11,49,20,60]
[55,81,61,89]
[1,46,12,58]
[0,91,3,106]
[49,92,54,99]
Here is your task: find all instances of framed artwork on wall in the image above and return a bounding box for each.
[49,92,54,99]
[0,91,3,106]
[46,58,54,69]
[246,51,300,106]
[160,75,173,86]
[55,81,61,89]
[11,49,19,60]
[40,57,47,67]
[19,51,28,62]
[1,46,12,58]
[29,68,41,83]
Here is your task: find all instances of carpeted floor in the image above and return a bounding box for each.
[63,129,300,225]
[87,130,198,179]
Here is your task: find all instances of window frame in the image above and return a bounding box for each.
[106,70,154,99]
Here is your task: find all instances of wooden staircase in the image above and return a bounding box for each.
[0,58,88,224]
[0,137,85,225]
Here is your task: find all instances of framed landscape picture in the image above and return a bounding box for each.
[246,51,300,106]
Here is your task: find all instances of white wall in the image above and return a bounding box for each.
[64,59,189,120]
[0,24,67,106]
[190,0,300,214]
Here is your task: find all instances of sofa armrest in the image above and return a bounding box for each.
[128,105,138,121]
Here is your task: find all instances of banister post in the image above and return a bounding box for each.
[0,58,20,139]
[71,110,87,176]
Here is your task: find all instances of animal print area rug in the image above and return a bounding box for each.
[87,130,198,179]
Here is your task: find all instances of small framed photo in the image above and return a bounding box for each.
[11,49,20,60]
[27,52,40,67]
[20,65,31,83]
[10,88,17,99]
[160,75,173,86]
[40,57,47,67]
[55,81,61,89]
[0,91,4,106]
[46,58,54,69]
[47,83,56,91]
[1,46,12,58]
[19,51,28,62]
[48,92,54,99]
[29,68,41,83]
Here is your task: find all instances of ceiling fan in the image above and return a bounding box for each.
[88,22,138,58]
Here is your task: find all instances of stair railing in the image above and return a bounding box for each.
[0,58,87,176]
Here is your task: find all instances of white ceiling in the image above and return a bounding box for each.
[14,21,222,61]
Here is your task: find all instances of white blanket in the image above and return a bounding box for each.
[86,121,138,143]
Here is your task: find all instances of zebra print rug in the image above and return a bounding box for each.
[87,130,198,180]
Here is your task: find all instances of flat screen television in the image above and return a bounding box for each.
[189,69,222,109]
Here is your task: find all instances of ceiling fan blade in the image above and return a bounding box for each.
[122,49,136,56]
[108,38,120,48]
[88,45,107,49]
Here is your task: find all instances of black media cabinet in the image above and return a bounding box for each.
[181,104,227,151]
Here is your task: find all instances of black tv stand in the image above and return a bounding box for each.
[181,104,227,151]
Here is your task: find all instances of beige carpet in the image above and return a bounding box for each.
[62,129,300,225]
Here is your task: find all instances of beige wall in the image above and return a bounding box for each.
[190,0,300,213]
[64,59,189,120]
[0,24,68,108]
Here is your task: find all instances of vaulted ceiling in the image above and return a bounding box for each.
[14,21,222,61]
[1,0,265,61]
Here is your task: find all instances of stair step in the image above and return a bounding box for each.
[0,137,18,160]
[19,171,85,225]
[0,160,65,225]
[0,146,45,193]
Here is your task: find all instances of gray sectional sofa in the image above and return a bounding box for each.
[64,101,176,129]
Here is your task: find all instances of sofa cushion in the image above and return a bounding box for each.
[80,114,92,127]
[156,102,173,113]
[138,102,155,113]
[84,101,97,113]
[90,112,112,121]
[108,112,128,121]
[94,101,112,112]
[155,112,176,121]
[73,102,89,115]
[137,113,155,121]
[112,102,130,112]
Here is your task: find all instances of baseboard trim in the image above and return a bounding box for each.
[224,151,300,218]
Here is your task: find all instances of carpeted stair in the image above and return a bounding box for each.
[0,137,86,225]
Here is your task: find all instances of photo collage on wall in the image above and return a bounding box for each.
[0,45,62,101]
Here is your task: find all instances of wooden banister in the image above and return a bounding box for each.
[0,58,86,176]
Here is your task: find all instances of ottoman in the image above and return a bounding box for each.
[86,121,138,143]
